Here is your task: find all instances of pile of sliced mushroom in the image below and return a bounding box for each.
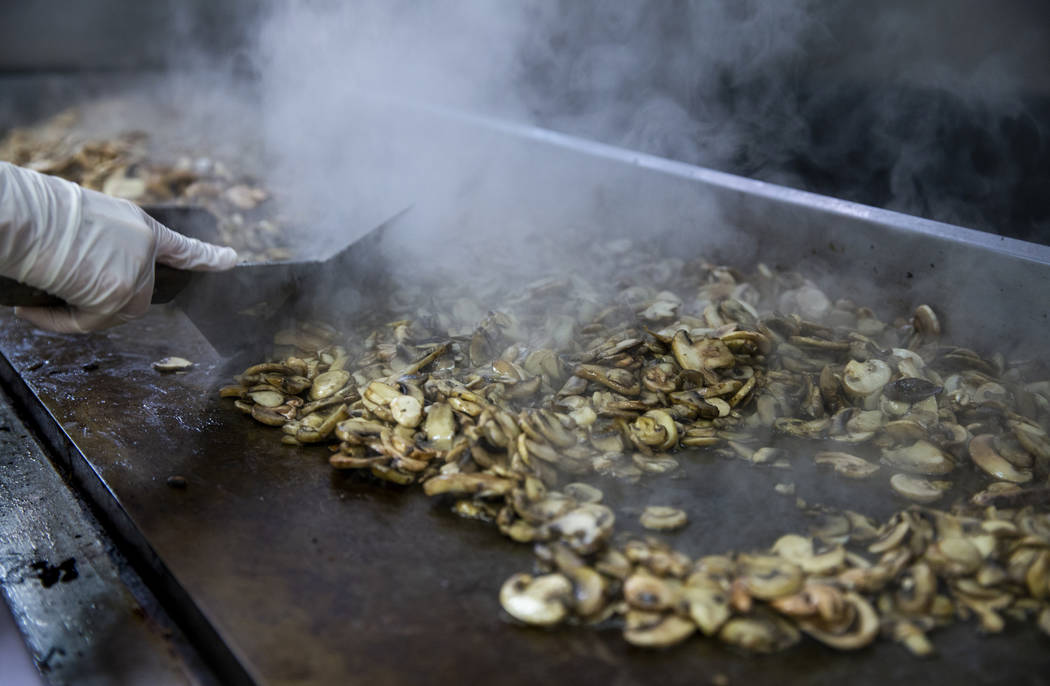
[221,246,1050,655]
[0,106,289,261]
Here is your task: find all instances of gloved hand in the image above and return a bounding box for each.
[0,161,238,333]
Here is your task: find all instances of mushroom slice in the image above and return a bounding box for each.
[890,473,951,503]
[925,537,982,577]
[632,410,679,451]
[993,434,1033,469]
[624,573,677,611]
[798,591,879,650]
[842,359,891,397]
[640,506,689,531]
[1038,607,1050,638]
[595,548,633,580]
[499,573,572,627]
[1010,419,1050,461]
[152,356,194,372]
[882,419,928,442]
[566,566,606,618]
[912,304,941,337]
[881,440,954,475]
[969,434,1033,484]
[573,364,640,396]
[737,554,803,600]
[894,562,936,614]
[250,404,288,426]
[845,410,885,434]
[813,452,880,480]
[563,482,603,503]
[891,619,935,657]
[882,377,942,404]
[390,395,423,428]
[868,514,911,554]
[310,370,352,400]
[671,331,735,372]
[718,614,800,653]
[423,402,455,451]
[248,390,285,408]
[771,535,845,575]
[1026,551,1050,601]
[680,585,731,636]
[542,503,616,554]
[422,473,515,498]
[623,611,696,648]
[770,582,846,622]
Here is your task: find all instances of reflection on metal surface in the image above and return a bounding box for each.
[0,382,214,685]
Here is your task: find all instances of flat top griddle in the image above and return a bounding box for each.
[2,303,1048,686]
[4,79,1050,685]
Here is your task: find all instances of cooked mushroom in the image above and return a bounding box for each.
[640,506,689,531]
[814,452,881,480]
[499,573,572,626]
[969,434,1033,483]
[798,591,879,650]
[889,473,951,503]
[152,356,193,372]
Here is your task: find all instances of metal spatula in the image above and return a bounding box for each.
[0,205,411,355]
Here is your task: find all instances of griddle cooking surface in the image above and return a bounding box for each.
[1,306,1048,686]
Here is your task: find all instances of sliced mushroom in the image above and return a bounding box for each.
[423,402,455,450]
[562,482,603,503]
[640,506,689,531]
[152,356,194,372]
[421,473,515,497]
[813,451,880,480]
[969,434,1033,484]
[390,394,423,428]
[774,582,847,624]
[624,573,677,611]
[623,611,696,648]
[1038,607,1050,638]
[771,535,845,575]
[671,331,735,372]
[248,390,285,408]
[1011,420,1050,461]
[881,440,954,475]
[891,619,935,657]
[630,409,679,451]
[737,554,803,600]
[499,573,572,626]
[890,473,951,503]
[310,370,351,400]
[883,377,942,404]
[912,304,941,338]
[894,562,936,614]
[798,592,879,650]
[842,359,891,397]
[542,503,616,554]
[718,614,800,653]
[250,404,287,426]
[680,585,731,636]
[925,537,982,577]
[566,566,606,618]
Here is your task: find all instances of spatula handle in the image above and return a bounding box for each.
[0,265,192,308]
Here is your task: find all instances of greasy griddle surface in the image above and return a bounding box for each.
[2,307,1048,686]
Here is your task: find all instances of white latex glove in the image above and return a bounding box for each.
[0,161,238,333]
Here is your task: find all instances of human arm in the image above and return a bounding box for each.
[0,161,237,333]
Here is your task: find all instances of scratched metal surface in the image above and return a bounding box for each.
[0,365,215,685]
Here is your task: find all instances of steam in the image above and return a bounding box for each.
[240,0,1049,255]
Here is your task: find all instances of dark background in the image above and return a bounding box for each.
[2,0,1048,244]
